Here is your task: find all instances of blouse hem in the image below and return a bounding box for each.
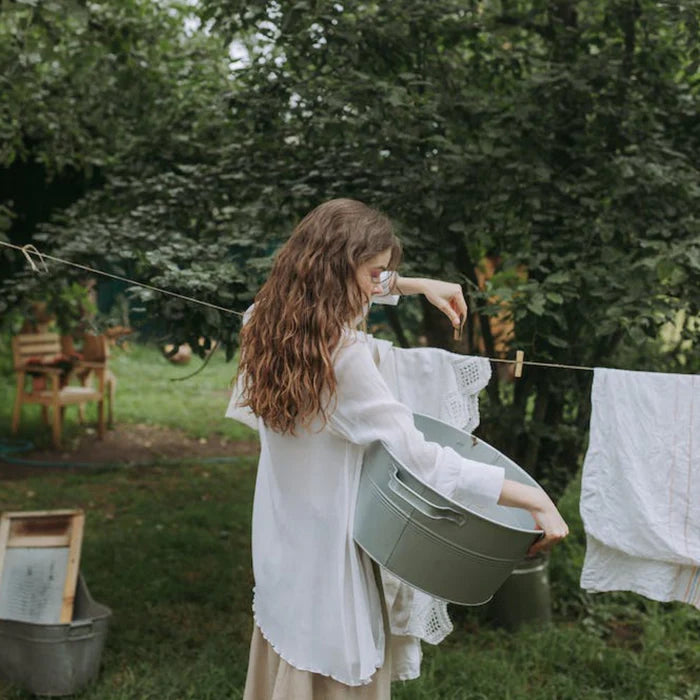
[251,593,384,688]
[392,672,420,682]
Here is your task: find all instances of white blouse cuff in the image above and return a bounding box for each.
[371,270,400,306]
[371,293,400,306]
[449,451,505,509]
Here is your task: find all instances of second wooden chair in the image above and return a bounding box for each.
[11,333,106,448]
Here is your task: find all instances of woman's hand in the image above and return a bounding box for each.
[527,496,570,556]
[395,276,467,329]
[497,479,569,556]
[422,279,467,329]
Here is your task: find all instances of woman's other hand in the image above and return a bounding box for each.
[395,276,467,329]
[422,279,467,329]
[498,479,569,556]
[527,496,569,556]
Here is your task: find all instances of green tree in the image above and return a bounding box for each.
[0,0,247,342]
[4,0,699,495]
[197,0,700,493]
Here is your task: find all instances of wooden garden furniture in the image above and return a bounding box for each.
[11,333,106,448]
[61,333,116,428]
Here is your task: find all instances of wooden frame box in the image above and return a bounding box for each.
[0,510,85,624]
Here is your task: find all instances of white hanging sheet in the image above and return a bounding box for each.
[580,368,700,609]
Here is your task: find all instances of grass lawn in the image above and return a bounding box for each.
[0,341,255,449]
[0,342,698,698]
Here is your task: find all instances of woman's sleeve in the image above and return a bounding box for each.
[329,337,504,507]
[224,303,259,432]
[224,371,259,432]
[370,270,399,306]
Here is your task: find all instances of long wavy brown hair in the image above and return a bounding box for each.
[236,199,401,434]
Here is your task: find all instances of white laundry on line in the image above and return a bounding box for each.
[580,367,700,609]
[370,338,492,679]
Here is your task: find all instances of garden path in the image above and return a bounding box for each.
[0,423,259,480]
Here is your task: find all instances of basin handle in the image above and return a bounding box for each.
[388,462,465,527]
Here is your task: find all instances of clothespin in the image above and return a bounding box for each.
[514,349,525,378]
[453,314,466,341]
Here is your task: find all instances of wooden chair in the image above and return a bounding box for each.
[11,333,106,448]
[72,334,116,428]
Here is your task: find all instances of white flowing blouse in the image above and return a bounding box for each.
[226,330,505,686]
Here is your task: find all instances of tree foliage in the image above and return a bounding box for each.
[203,0,699,492]
[1,0,249,343]
[2,0,699,494]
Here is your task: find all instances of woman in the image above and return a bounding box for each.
[228,198,568,699]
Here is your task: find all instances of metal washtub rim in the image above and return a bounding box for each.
[376,429,542,536]
[0,629,102,643]
[510,561,548,575]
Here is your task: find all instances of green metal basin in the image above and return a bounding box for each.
[354,413,542,605]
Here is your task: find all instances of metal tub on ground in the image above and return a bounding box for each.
[0,574,111,696]
[354,413,542,605]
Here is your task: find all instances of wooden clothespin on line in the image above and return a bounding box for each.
[453,314,466,341]
[514,350,525,378]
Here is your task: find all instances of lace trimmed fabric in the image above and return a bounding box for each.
[373,341,492,650]
[444,354,491,433]
[402,589,454,645]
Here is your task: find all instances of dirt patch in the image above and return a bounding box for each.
[605,620,644,651]
[0,423,259,480]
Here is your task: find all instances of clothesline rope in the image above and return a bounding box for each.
[1,240,245,318]
[2,239,594,371]
[490,357,594,372]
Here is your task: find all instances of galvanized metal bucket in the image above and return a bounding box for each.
[354,413,543,605]
[488,552,552,629]
[0,574,111,696]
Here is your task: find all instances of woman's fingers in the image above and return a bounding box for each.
[528,505,569,555]
[527,528,568,556]
[421,280,468,329]
[450,289,468,322]
[440,289,467,327]
[439,299,461,327]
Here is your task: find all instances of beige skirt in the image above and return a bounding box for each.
[243,566,392,699]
